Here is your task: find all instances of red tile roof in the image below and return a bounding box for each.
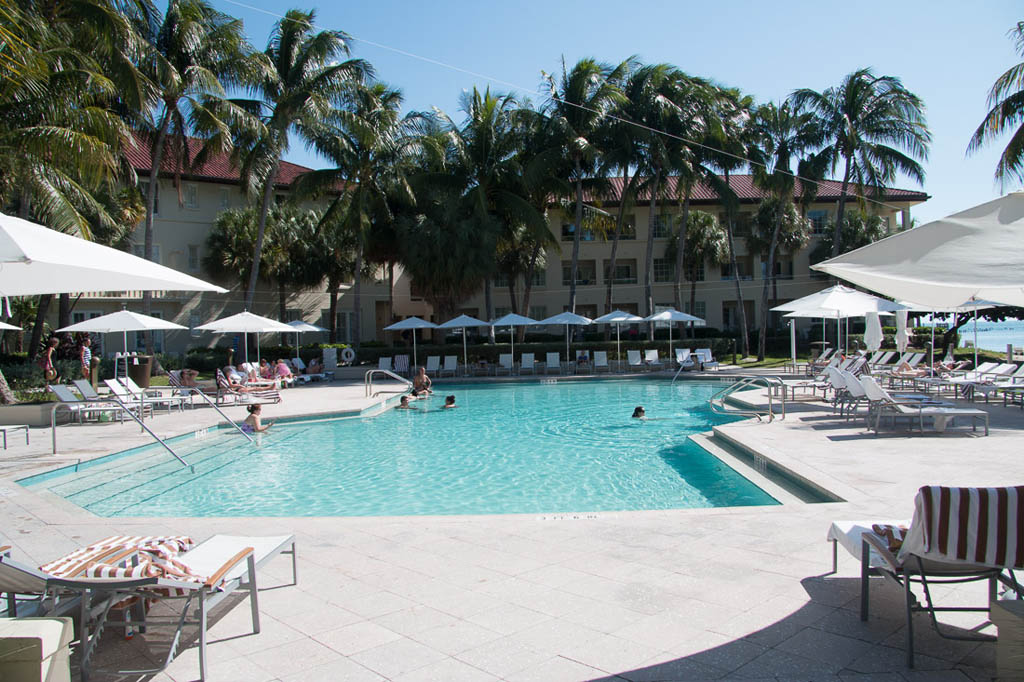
[125,134,314,189]
[589,174,928,205]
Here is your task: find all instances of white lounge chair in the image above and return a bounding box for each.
[378,356,392,372]
[573,350,592,374]
[49,384,140,423]
[860,376,988,436]
[695,348,719,371]
[626,349,645,372]
[519,353,536,375]
[675,348,694,370]
[440,355,458,377]
[393,354,410,376]
[593,351,610,373]
[545,352,561,375]
[828,485,1022,667]
[644,349,664,370]
[496,353,514,376]
[120,376,191,411]
[425,356,441,375]
[104,379,182,415]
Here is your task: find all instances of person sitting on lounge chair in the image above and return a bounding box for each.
[259,358,275,380]
[307,357,324,375]
[223,366,264,393]
[242,403,272,433]
[179,368,200,387]
[892,360,927,378]
[275,359,295,386]
[413,367,433,394]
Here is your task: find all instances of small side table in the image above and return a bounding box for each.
[0,424,29,449]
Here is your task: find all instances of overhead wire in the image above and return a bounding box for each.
[220,0,923,216]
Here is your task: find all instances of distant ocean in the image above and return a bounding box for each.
[953,319,1024,352]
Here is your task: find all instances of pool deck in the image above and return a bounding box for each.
[1,368,1019,681]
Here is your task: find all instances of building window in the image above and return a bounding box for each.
[72,311,102,324]
[530,269,546,287]
[762,260,794,280]
[651,214,674,239]
[135,311,164,352]
[529,305,546,322]
[561,223,594,242]
[132,243,161,264]
[720,261,751,280]
[561,260,596,286]
[603,259,637,284]
[808,210,829,235]
[494,306,511,318]
[719,212,752,236]
[335,311,352,343]
[220,187,230,209]
[188,244,200,272]
[140,181,158,214]
[652,258,674,283]
[493,272,511,288]
[688,261,705,282]
[184,183,198,209]
[684,301,706,320]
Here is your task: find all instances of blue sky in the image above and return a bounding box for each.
[215,0,1021,224]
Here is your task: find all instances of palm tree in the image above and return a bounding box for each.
[664,210,727,337]
[791,68,930,257]
[968,22,1024,185]
[746,100,823,359]
[234,8,368,310]
[134,0,256,346]
[292,81,410,347]
[544,57,629,313]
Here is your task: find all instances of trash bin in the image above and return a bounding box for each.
[126,354,153,388]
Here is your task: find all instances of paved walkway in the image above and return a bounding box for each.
[0,369,1018,681]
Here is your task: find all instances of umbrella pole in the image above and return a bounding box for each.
[565,324,569,364]
[256,333,260,365]
[974,309,978,370]
[790,320,796,368]
[616,324,621,371]
[930,320,935,367]
[509,325,514,367]
[413,329,418,370]
[668,323,673,361]
[462,328,467,375]
[122,330,128,379]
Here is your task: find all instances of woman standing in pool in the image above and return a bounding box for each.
[242,404,273,433]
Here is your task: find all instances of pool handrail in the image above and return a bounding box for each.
[365,369,413,397]
[708,376,786,423]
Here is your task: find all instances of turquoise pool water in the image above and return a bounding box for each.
[21,379,778,517]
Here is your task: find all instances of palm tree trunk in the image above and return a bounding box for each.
[143,115,171,353]
[758,205,783,361]
[569,157,584,314]
[689,273,698,339]
[605,168,633,340]
[832,156,852,257]
[352,242,363,348]
[278,281,287,322]
[672,190,692,312]
[58,295,70,330]
[484,279,495,343]
[246,163,280,310]
[723,173,749,357]
[388,262,395,318]
[508,278,519,316]
[327,275,338,344]
[644,167,661,339]
[28,295,51,362]
[520,240,541,343]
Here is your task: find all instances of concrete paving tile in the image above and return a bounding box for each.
[348,636,449,678]
[454,636,553,678]
[371,605,460,636]
[274,601,364,635]
[836,674,905,682]
[503,655,617,682]
[559,633,665,675]
[410,621,502,656]
[775,626,876,668]
[277,657,386,681]
[313,620,403,655]
[247,636,343,677]
[845,643,951,673]
[334,589,416,619]
[730,647,843,678]
[615,654,727,681]
[901,671,974,681]
[611,613,705,652]
[509,618,606,655]
[465,603,552,635]
[391,656,501,682]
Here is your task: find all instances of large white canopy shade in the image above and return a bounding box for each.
[538,312,592,363]
[383,316,438,368]
[196,311,294,364]
[490,313,538,363]
[439,315,488,373]
[59,310,188,376]
[812,191,1024,308]
[0,212,227,296]
[0,320,19,331]
[644,308,706,358]
[593,311,643,362]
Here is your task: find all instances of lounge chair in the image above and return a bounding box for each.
[859,375,988,436]
[172,370,237,406]
[593,351,611,374]
[519,353,536,375]
[440,355,458,377]
[675,348,694,371]
[626,349,645,372]
[869,351,896,369]
[378,356,392,372]
[425,356,441,375]
[545,352,561,375]
[393,354,410,377]
[103,379,183,415]
[496,353,514,376]
[120,376,192,411]
[0,533,297,681]
[215,370,281,404]
[949,363,1020,401]
[644,349,664,370]
[838,368,870,420]
[695,348,719,371]
[828,486,1023,667]
[291,357,327,382]
[48,384,140,423]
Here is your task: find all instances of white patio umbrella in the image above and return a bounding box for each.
[644,308,705,358]
[895,310,910,355]
[286,320,328,361]
[0,211,227,296]
[864,312,884,352]
[58,310,187,378]
[195,311,294,364]
[812,191,1024,308]
[593,310,644,364]
[490,312,538,362]
[537,311,593,361]
[383,316,437,368]
[773,286,905,353]
[899,298,1000,369]
[438,314,488,372]
[0,320,19,330]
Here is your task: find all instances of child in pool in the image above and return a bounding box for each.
[242,403,273,433]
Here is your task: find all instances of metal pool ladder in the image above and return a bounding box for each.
[365,369,413,397]
[708,376,786,422]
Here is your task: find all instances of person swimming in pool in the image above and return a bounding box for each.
[442,394,457,409]
[242,403,273,433]
[632,406,646,419]
[396,395,417,409]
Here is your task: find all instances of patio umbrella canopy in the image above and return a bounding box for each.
[812,191,1024,308]
[0,320,20,331]
[196,311,294,364]
[593,310,643,363]
[383,316,438,368]
[438,314,488,373]
[0,212,227,295]
[286,320,328,361]
[58,310,187,376]
[895,310,910,354]
[490,313,537,363]
[644,308,705,358]
[774,286,905,353]
[537,311,592,362]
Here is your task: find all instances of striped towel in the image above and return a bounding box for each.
[41,535,195,578]
[899,485,1024,569]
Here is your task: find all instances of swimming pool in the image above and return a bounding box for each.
[20,379,778,516]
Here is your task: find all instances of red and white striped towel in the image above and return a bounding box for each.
[899,485,1024,569]
[41,535,195,578]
